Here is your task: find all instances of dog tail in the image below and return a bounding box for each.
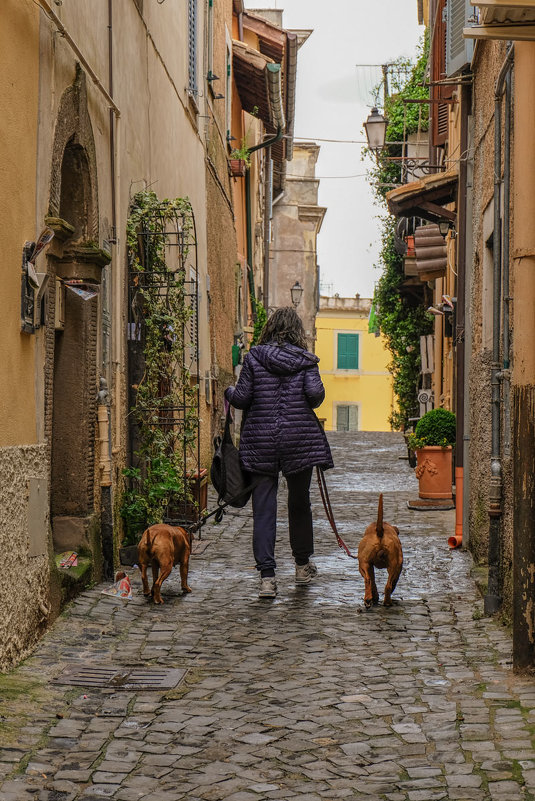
[376,494,384,537]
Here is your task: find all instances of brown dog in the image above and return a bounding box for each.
[138,524,192,604]
[357,494,403,608]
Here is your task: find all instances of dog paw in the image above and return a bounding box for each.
[153,597,164,605]
[364,599,372,609]
[182,585,192,594]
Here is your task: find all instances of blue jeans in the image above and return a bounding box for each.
[251,467,314,577]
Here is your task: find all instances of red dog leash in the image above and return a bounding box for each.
[316,467,358,560]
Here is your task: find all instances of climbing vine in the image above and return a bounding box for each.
[366,34,433,430]
[374,218,433,430]
[121,190,199,542]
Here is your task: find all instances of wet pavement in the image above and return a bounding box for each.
[1,431,535,801]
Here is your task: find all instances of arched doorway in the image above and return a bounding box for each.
[45,68,111,573]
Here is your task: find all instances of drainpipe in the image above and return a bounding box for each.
[453,82,470,548]
[263,148,272,306]
[244,62,285,320]
[245,126,282,318]
[462,101,474,550]
[485,43,514,616]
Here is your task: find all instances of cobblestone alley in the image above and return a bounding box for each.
[2,432,535,801]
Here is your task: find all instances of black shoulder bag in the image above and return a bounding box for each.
[210,408,254,508]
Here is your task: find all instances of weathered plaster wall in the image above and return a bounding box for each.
[0,445,51,671]
[469,39,514,615]
[0,0,39,447]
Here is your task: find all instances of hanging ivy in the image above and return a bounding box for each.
[121,190,199,542]
[374,218,433,430]
[365,34,433,430]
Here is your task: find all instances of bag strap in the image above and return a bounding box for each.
[222,406,233,444]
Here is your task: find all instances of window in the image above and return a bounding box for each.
[337,333,359,370]
[336,405,359,432]
[431,0,453,146]
[188,0,198,95]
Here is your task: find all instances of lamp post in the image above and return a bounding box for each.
[290,280,303,308]
[363,107,388,152]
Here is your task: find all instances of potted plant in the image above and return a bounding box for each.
[229,106,258,177]
[407,408,456,500]
[229,140,251,177]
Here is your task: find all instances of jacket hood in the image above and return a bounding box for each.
[250,343,319,375]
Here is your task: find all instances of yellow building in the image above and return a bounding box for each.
[315,295,393,432]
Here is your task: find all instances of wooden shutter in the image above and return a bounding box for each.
[446,0,474,76]
[188,0,197,95]
[431,0,453,147]
[337,334,359,369]
[337,406,349,432]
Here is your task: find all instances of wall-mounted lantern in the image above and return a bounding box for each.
[290,280,303,308]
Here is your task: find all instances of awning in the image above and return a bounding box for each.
[386,170,458,224]
[232,40,284,132]
[465,0,535,39]
[242,11,298,168]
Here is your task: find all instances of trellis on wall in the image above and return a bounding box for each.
[121,191,201,543]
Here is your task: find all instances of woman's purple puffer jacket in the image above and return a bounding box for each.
[225,343,334,476]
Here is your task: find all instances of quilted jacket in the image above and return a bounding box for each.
[225,343,334,476]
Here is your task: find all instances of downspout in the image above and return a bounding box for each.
[485,43,514,616]
[462,97,474,550]
[453,82,469,548]
[244,62,285,320]
[245,126,282,317]
[263,148,272,306]
[501,67,512,450]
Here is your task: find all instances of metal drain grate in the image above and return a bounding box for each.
[52,665,187,690]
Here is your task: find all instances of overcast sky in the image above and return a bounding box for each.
[245,0,423,299]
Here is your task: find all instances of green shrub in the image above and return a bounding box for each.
[408,408,456,450]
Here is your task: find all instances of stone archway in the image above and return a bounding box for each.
[45,66,110,566]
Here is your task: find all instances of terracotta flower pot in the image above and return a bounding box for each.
[415,446,453,499]
[229,158,246,177]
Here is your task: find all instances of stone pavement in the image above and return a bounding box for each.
[1,432,535,801]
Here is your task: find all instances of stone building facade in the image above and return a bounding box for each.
[269,142,326,345]
[0,0,302,669]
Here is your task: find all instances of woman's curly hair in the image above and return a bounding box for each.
[257,306,308,350]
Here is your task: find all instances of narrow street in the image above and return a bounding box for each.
[1,433,534,801]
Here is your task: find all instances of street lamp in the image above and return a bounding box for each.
[363,107,388,151]
[290,281,303,308]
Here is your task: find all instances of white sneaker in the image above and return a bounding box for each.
[295,561,318,585]
[258,577,277,598]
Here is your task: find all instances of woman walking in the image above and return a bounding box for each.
[225,307,333,598]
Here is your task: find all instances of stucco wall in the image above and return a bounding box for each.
[469,39,514,614]
[0,445,51,670]
[0,0,40,447]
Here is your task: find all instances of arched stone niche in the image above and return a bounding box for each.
[46,65,108,560]
[48,64,99,242]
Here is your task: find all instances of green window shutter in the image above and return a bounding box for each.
[337,333,359,369]
[337,405,349,431]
